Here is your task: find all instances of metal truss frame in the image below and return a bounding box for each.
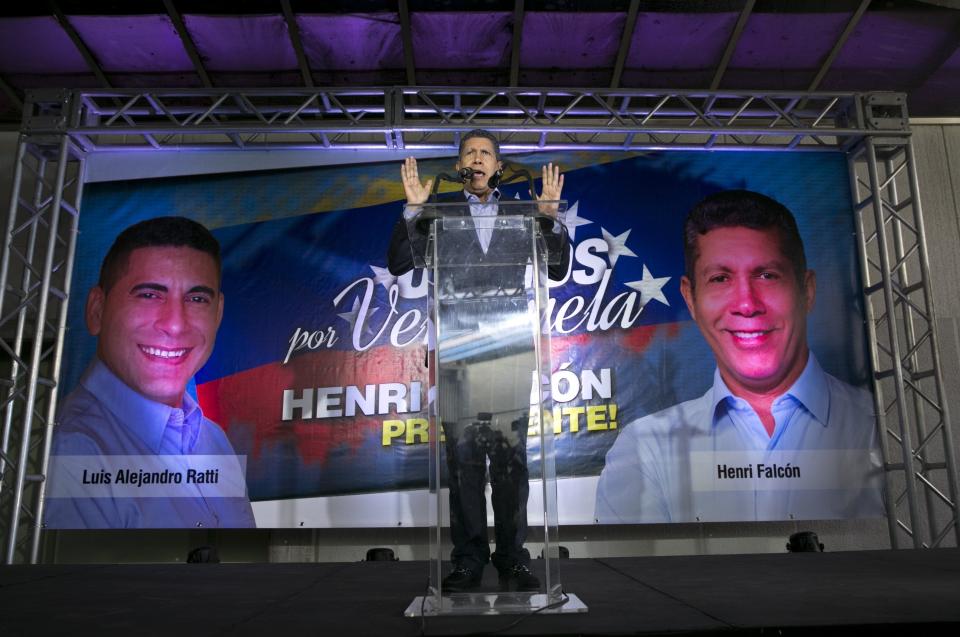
[0,86,956,562]
[848,97,960,549]
[0,91,85,564]
[24,86,874,153]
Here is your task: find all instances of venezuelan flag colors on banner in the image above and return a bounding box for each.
[58,150,871,526]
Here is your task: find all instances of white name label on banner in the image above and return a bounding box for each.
[48,454,249,499]
[690,450,880,492]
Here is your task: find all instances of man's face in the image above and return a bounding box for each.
[456,136,502,199]
[86,246,224,409]
[680,226,815,398]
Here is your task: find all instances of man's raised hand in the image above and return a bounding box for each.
[534,162,564,217]
[401,156,433,205]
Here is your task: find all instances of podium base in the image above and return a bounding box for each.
[404,592,588,617]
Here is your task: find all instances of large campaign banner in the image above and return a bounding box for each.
[43,150,884,528]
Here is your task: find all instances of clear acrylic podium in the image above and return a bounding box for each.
[402,200,586,616]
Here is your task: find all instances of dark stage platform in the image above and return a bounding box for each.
[2,549,960,636]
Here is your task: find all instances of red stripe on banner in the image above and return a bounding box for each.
[196,323,682,466]
[197,344,426,466]
[551,332,591,361]
[550,322,684,363]
[622,322,682,353]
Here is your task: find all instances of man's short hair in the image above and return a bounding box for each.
[98,216,221,292]
[683,190,807,286]
[458,129,501,161]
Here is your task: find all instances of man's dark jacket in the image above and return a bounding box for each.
[387,191,571,284]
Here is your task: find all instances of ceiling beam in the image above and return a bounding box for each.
[710,0,755,90]
[163,0,213,88]
[610,0,640,89]
[398,0,416,86]
[909,22,960,92]
[50,0,113,89]
[915,0,960,8]
[509,0,525,87]
[281,0,314,88]
[807,0,870,92]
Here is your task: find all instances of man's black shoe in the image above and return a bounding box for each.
[442,565,482,592]
[498,564,540,592]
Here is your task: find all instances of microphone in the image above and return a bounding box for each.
[457,166,502,188]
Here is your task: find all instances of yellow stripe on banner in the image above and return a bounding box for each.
[175,150,650,230]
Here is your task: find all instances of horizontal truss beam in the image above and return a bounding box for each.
[19,87,909,153]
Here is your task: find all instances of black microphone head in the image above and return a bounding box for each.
[487,168,503,190]
[458,166,475,181]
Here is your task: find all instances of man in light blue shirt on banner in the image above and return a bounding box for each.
[595,190,885,523]
[45,217,255,529]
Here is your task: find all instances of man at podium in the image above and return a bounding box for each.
[387,129,570,592]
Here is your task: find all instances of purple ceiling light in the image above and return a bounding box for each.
[622,12,739,88]
[0,4,957,119]
[723,13,851,89]
[731,14,849,70]
[412,12,511,70]
[822,9,960,92]
[521,12,624,69]
[519,12,624,86]
[298,13,403,72]
[184,14,298,72]
[0,17,87,74]
[69,15,194,73]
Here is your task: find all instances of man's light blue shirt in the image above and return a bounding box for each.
[403,189,568,255]
[595,354,885,523]
[464,188,501,253]
[45,359,256,529]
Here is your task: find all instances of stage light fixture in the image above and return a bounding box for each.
[186,546,220,563]
[365,547,398,561]
[539,546,570,559]
[786,531,824,552]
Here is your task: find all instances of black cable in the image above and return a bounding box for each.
[418,579,428,637]
[595,558,733,628]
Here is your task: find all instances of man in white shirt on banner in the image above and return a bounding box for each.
[595,190,885,523]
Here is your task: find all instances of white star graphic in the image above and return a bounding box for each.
[561,200,592,241]
[369,264,396,290]
[601,227,638,268]
[625,265,671,307]
[337,297,380,336]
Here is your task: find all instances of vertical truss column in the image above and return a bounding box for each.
[848,98,960,548]
[0,90,85,564]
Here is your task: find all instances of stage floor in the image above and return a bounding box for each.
[2,548,960,636]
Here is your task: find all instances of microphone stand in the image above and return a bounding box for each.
[498,162,556,231]
[496,161,537,198]
[429,170,470,198]
[417,171,468,233]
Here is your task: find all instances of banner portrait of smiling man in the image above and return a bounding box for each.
[595,190,885,523]
[45,217,255,529]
